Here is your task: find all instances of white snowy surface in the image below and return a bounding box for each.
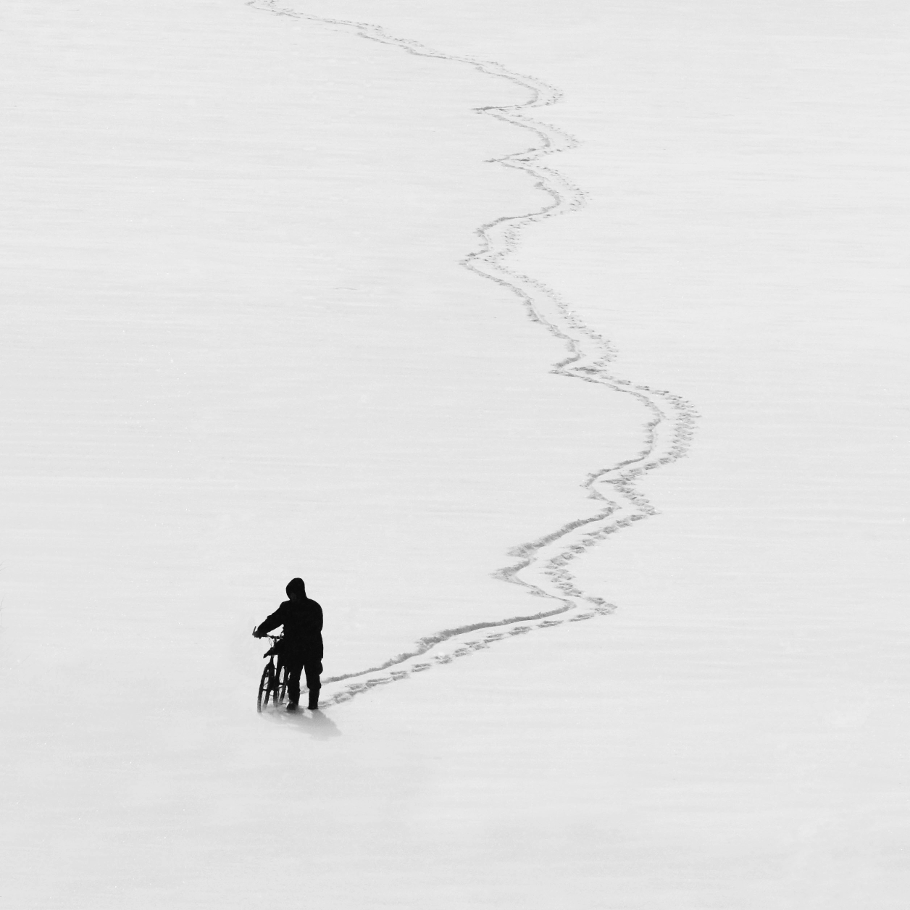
[2,1,909,907]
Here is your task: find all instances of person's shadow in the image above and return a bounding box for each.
[268,707,342,739]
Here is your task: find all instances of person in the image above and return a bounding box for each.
[253,577,323,711]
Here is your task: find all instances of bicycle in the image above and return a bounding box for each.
[256,633,288,713]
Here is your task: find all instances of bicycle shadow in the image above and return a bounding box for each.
[264,707,342,739]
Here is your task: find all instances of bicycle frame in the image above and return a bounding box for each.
[256,634,287,713]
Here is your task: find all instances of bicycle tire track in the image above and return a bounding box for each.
[247,0,699,708]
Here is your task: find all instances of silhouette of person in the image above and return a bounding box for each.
[254,577,323,711]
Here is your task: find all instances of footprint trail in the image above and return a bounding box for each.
[248,1,698,707]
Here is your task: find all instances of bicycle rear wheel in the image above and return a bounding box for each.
[276,663,288,705]
[257,664,274,713]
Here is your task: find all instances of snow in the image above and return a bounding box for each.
[2,0,909,907]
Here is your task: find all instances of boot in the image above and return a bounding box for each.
[307,689,320,711]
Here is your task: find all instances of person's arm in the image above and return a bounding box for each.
[253,605,285,637]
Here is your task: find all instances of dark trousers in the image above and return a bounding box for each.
[284,653,322,706]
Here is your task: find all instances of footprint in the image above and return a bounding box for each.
[248,6,683,716]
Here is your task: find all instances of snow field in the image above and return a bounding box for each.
[2,0,910,907]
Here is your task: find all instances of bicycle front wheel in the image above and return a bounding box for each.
[257,664,274,713]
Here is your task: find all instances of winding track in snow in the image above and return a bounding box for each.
[248,0,698,707]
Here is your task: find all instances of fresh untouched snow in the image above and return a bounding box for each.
[1,1,909,908]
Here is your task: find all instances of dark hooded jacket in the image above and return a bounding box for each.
[256,597,323,660]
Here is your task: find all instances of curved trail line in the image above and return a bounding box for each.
[249,1,698,709]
